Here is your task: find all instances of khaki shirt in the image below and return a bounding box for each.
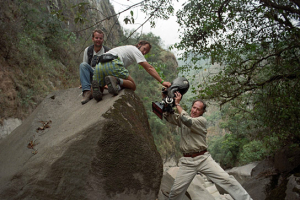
[164,110,208,153]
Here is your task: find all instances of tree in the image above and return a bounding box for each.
[173,0,300,151]
[116,0,300,160]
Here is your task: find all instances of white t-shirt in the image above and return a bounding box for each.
[106,45,146,68]
[82,46,105,68]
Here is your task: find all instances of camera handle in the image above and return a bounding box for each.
[165,97,173,104]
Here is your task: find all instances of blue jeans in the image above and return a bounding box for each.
[80,62,94,92]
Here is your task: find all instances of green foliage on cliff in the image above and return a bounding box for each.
[0,0,75,118]
[0,0,121,120]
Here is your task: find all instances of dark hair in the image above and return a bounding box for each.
[92,29,104,38]
[192,99,207,113]
[135,40,152,49]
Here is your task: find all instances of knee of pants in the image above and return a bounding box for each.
[217,175,239,187]
[169,182,188,197]
[169,189,180,199]
[79,62,90,70]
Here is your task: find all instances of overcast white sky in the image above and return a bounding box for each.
[110,0,184,50]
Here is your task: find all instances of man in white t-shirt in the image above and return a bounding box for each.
[92,40,171,101]
[80,29,110,105]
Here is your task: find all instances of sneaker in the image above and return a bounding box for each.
[92,80,103,101]
[105,76,120,96]
[81,90,93,104]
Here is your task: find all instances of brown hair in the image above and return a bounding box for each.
[135,40,152,50]
[92,29,104,38]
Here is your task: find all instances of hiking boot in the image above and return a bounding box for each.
[105,76,121,96]
[92,80,102,101]
[81,90,93,104]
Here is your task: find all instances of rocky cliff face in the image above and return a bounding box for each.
[45,0,123,43]
[0,88,163,200]
[87,0,123,46]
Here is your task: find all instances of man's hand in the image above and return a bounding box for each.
[174,91,183,114]
[162,81,171,88]
[174,91,182,105]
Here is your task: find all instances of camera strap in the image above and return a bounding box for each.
[99,53,118,63]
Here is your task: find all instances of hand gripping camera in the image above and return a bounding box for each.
[152,77,190,119]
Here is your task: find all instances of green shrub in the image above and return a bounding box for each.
[239,140,268,165]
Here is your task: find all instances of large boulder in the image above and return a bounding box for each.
[274,145,300,173]
[242,152,300,200]
[240,159,274,200]
[0,118,22,140]
[226,162,259,185]
[0,88,163,200]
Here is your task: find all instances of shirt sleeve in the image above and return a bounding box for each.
[83,47,89,63]
[180,110,207,135]
[132,47,147,64]
[163,112,182,127]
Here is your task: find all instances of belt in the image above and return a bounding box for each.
[183,150,207,158]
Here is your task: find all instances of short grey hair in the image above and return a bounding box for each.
[192,99,207,113]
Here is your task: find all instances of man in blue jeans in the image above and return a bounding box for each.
[80,29,110,104]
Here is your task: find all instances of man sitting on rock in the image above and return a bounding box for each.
[91,40,171,101]
[79,29,110,105]
[163,91,253,200]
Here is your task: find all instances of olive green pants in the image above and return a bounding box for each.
[93,58,129,87]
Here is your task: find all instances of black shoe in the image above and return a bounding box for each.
[105,76,120,96]
[92,80,102,101]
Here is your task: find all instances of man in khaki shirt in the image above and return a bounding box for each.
[164,92,252,200]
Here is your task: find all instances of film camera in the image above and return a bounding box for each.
[152,77,189,119]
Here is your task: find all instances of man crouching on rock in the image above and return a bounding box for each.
[91,40,171,101]
[163,91,253,200]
